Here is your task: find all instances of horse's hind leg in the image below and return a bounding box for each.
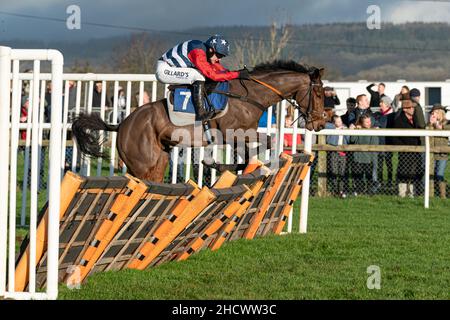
[140,151,169,182]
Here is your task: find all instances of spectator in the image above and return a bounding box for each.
[44,82,53,137]
[92,81,111,109]
[366,83,387,109]
[20,96,29,140]
[64,80,78,170]
[258,109,276,128]
[409,88,427,194]
[326,115,349,198]
[283,114,302,154]
[349,115,379,195]
[348,94,375,127]
[67,81,77,108]
[427,104,449,199]
[323,86,340,109]
[390,98,425,198]
[21,69,32,98]
[341,97,356,128]
[111,87,127,109]
[64,80,77,115]
[115,89,128,122]
[409,88,420,103]
[373,96,396,192]
[408,88,426,127]
[392,85,409,112]
[340,97,357,194]
[135,90,151,107]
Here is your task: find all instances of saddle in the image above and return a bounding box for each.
[166,82,230,126]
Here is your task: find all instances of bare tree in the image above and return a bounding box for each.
[69,59,96,73]
[231,21,293,68]
[112,33,165,74]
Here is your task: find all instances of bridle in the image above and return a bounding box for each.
[211,71,325,125]
[249,76,323,125]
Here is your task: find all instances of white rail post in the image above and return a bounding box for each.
[97,80,107,176]
[109,81,119,176]
[84,80,94,176]
[185,147,192,182]
[425,136,430,209]
[71,80,82,172]
[277,100,287,156]
[198,147,205,187]
[46,49,64,300]
[171,147,179,184]
[8,60,21,292]
[211,144,218,184]
[0,46,12,297]
[300,130,313,234]
[287,108,299,233]
[265,106,273,161]
[28,60,41,294]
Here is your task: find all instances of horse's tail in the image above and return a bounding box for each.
[71,113,119,159]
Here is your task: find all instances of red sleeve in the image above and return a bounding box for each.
[212,63,227,72]
[188,49,239,81]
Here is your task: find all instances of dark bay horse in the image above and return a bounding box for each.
[72,60,326,182]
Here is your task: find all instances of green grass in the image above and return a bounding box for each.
[58,196,450,300]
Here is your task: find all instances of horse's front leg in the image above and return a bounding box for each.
[243,133,272,163]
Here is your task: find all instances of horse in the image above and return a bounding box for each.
[71,60,327,182]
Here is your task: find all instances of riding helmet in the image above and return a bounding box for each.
[205,34,230,57]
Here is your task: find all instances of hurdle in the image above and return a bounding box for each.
[42,175,142,287]
[90,180,200,275]
[157,166,270,263]
[256,153,314,237]
[152,182,251,265]
[127,185,217,270]
[222,153,292,241]
[65,174,147,286]
[14,172,83,292]
[208,167,272,251]
[12,152,314,292]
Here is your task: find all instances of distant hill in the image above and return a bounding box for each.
[4,22,450,81]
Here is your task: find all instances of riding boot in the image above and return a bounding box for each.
[192,81,214,144]
[192,81,214,122]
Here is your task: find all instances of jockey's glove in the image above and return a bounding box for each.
[238,69,251,80]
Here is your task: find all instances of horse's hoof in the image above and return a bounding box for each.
[202,158,215,167]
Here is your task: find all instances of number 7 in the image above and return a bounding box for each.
[180,91,191,110]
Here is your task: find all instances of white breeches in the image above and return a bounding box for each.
[155,60,205,84]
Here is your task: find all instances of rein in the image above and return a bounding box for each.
[249,76,319,125]
[211,74,321,125]
[211,90,267,111]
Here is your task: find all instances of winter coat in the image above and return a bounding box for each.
[390,110,424,182]
[427,124,450,161]
[349,135,379,164]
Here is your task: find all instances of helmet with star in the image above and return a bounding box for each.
[204,34,230,57]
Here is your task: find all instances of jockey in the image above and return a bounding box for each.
[156,34,250,122]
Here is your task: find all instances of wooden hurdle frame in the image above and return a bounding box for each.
[90,180,200,275]
[13,151,314,289]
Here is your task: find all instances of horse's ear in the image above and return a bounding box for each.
[309,67,324,80]
[319,68,325,78]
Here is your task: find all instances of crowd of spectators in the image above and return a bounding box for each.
[17,79,152,182]
[314,83,449,199]
[15,77,449,197]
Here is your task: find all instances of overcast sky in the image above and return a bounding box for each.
[1,0,450,41]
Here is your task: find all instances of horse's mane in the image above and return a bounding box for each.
[251,60,314,74]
